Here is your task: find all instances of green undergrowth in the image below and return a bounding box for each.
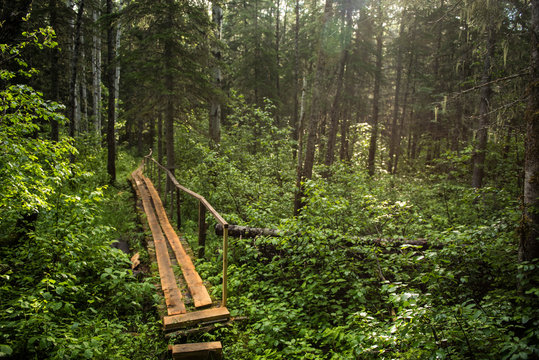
[0,150,166,359]
[184,169,539,359]
[167,95,539,359]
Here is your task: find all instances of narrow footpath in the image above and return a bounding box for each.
[131,165,229,359]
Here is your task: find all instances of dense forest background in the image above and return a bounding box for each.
[1,0,538,358]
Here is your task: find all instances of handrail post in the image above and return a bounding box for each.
[157,166,162,194]
[176,188,181,229]
[164,174,169,208]
[198,201,207,258]
[169,185,174,218]
[222,224,229,308]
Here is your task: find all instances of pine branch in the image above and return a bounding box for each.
[453,69,530,99]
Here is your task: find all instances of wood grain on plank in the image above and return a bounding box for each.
[163,307,230,331]
[132,170,186,315]
[171,342,222,360]
[142,176,213,308]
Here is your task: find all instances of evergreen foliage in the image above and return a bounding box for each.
[2,0,538,358]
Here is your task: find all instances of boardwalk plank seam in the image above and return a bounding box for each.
[142,175,213,308]
[132,170,186,315]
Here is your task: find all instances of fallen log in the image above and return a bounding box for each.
[215,224,280,238]
[215,224,440,249]
[355,238,439,249]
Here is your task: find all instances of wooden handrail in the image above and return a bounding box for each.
[145,156,228,226]
[142,152,229,307]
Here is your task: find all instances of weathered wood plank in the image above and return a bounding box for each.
[132,170,186,315]
[163,307,230,332]
[165,316,248,338]
[143,176,212,308]
[171,342,222,360]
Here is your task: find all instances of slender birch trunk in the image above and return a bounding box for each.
[49,0,59,141]
[367,0,383,177]
[80,32,88,133]
[106,0,116,182]
[92,2,102,138]
[69,0,84,139]
[387,10,406,174]
[209,3,223,146]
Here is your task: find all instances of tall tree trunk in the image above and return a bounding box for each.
[106,0,116,183]
[158,112,163,165]
[294,0,333,214]
[80,32,88,132]
[395,24,415,173]
[292,0,300,160]
[209,3,223,146]
[114,12,121,126]
[293,77,307,215]
[254,0,260,104]
[149,113,155,151]
[519,0,539,262]
[92,2,102,138]
[275,0,281,122]
[387,10,406,174]
[340,68,354,163]
[325,0,351,170]
[472,25,495,188]
[69,0,84,139]
[49,0,59,141]
[429,0,444,163]
[164,5,175,177]
[367,0,383,177]
[137,116,143,155]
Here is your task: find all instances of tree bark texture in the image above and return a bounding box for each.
[114,14,121,127]
[367,0,383,177]
[520,0,539,262]
[80,32,88,132]
[49,0,59,141]
[164,7,175,177]
[294,0,332,214]
[106,0,116,183]
[387,10,405,174]
[293,77,307,215]
[325,0,351,170]
[275,0,281,116]
[472,25,496,189]
[292,0,300,161]
[92,2,102,138]
[209,4,223,146]
[69,0,84,139]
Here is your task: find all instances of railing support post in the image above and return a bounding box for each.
[198,201,206,258]
[222,224,228,308]
[169,186,174,218]
[176,188,181,229]
[158,167,162,194]
[164,175,169,208]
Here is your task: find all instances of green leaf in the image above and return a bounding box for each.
[0,344,13,356]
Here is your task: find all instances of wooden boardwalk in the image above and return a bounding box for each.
[131,166,228,359]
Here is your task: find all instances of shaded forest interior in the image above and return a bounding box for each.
[1,0,539,359]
